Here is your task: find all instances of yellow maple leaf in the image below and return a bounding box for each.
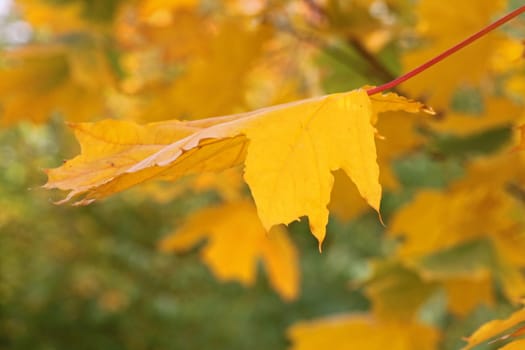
[159,200,299,300]
[329,107,430,222]
[463,307,525,349]
[328,128,426,220]
[288,314,440,350]
[45,89,429,246]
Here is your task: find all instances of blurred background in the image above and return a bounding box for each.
[1,1,525,349]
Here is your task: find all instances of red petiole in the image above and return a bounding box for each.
[366,5,525,96]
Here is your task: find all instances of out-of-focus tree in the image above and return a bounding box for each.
[1,1,525,349]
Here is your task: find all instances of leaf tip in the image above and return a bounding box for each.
[378,211,385,227]
[422,105,436,115]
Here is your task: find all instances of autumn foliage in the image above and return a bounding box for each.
[2,0,525,349]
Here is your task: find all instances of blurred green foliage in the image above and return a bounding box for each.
[1,1,523,349]
[0,118,514,349]
[0,122,376,350]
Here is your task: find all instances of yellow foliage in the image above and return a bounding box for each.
[159,200,299,300]
[364,262,437,321]
[0,45,110,124]
[389,190,487,258]
[443,276,494,317]
[500,339,525,350]
[328,170,369,221]
[375,110,428,188]
[401,0,507,109]
[389,151,525,302]
[16,0,88,33]
[390,152,525,258]
[133,19,274,121]
[9,0,525,346]
[431,97,523,136]
[288,314,440,350]
[463,307,525,349]
[138,0,197,23]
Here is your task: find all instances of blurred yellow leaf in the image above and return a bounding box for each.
[389,152,525,302]
[463,307,525,349]
[18,0,125,33]
[159,200,299,300]
[431,97,522,136]
[0,45,111,124]
[328,169,369,221]
[443,275,494,317]
[389,190,486,258]
[389,152,525,260]
[500,339,525,350]
[375,110,428,188]
[401,0,507,108]
[138,0,197,23]
[288,314,440,350]
[364,262,437,321]
[17,0,88,33]
[132,19,273,122]
[189,169,245,202]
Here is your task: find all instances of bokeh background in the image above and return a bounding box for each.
[1,1,525,349]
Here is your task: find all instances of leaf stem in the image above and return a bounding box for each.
[366,5,525,96]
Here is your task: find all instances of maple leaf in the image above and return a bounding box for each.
[463,307,525,349]
[45,89,429,246]
[159,200,299,300]
[287,314,440,350]
[329,108,430,222]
